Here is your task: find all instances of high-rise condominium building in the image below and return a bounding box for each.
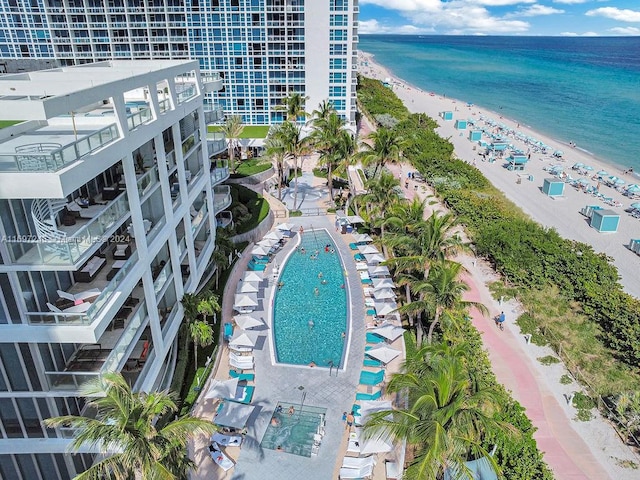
[0,59,230,479]
[0,0,359,125]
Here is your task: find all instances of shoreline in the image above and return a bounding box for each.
[358,51,640,299]
[359,51,639,178]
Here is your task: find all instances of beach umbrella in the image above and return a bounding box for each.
[369,265,391,277]
[229,331,258,348]
[577,178,591,186]
[597,170,608,176]
[583,165,593,171]
[614,179,625,186]
[364,253,385,264]
[205,377,239,399]
[257,238,278,248]
[373,288,396,300]
[243,271,263,282]
[630,203,640,210]
[371,324,405,341]
[264,230,284,240]
[354,233,373,244]
[251,244,270,256]
[365,346,401,365]
[373,278,395,289]
[553,150,564,157]
[234,315,263,330]
[374,302,397,317]
[626,185,640,194]
[237,281,259,294]
[276,222,293,231]
[234,294,258,308]
[572,163,584,169]
[214,401,257,429]
[358,245,379,255]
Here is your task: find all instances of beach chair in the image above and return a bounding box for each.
[229,370,255,381]
[211,432,243,447]
[365,332,385,344]
[208,443,235,471]
[364,357,384,368]
[342,456,376,470]
[359,369,385,386]
[349,243,359,251]
[355,390,382,401]
[339,464,374,479]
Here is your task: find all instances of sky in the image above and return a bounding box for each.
[358,0,640,36]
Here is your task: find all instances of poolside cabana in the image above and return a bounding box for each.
[354,233,373,244]
[365,346,401,365]
[229,331,258,349]
[205,378,239,400]
[234,315,264,330]
[233,293,258,313]
[264,230,285,241]
[237,281,259,294]
[243,271,263,283]
[370,324,405,342]
[358,245,379,255]
[214,401,257,429]
[369,265,391,277]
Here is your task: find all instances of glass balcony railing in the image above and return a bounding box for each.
[166,150,176,171]
[207,132,226,158]
[177,236,187,257]
[25,310,93,325]
[213,185,232,214]
[176,85,196,104]
[146,216,166,245]
[158,98,171,113]
[5,193,130,268]
[127,108,153,131]
[45,371,101,391]
[204,104,224,124]
[137,167,159,198]
[86,250,138,319]
[153,262,172,296]
[0,124,120,172]
[211,160,230,185]
[101,302,147,373]
[191,203,208,235]
[182,130,200,156]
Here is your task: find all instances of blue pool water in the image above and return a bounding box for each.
[273,230,347,367]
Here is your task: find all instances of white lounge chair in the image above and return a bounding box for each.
[47,302,91,314]
[229,353,254,370]
[209,444,234,471]
[339,464,374,479]
[211,432,243,447]
[57,288,101,302]
[342,456,376,469]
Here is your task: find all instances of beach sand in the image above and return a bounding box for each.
[359,52,640,300]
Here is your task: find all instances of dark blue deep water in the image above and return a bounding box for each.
[359,35,640,171]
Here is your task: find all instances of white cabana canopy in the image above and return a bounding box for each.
[229,331,258,348]
[354,233,373,244]
[365,346,401,364]
[369,265,391,277]
[371,324,405,341]
[205,377,239,400]
[237,281,259,294]
[257,238,278,248]
[276,222,294,231]
[358,245,380,255]
[373,278,395,289]
[234,315,263,330]
[360,431,394,455]
[234,293,258,308]
[373,288,396,300]
[264,230,285,240]
[346,215,365,224]
[374,302,398,316]
[215,401,257,429]
[243,271,263,282]
[250,244,271,256]
[364,253,385,264]
[357,400,394,426]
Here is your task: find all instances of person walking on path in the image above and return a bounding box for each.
[345,412,354,431]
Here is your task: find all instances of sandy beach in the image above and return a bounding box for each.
[359,51,640,299]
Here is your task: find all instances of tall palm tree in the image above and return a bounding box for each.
[402,260,488,345]
[44,372,217,480]
[361,171,400,238]
[364,345,509,480]
[189,320,214,372]
[357,127,406,177]
[312,99,335,122]
[264,127,288,201]
[271,120,309,210]
[279,91,309,122]
[220,115,244,172]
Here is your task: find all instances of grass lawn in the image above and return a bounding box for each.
[233,157,272,177]
[0,120,22,129]
[207,125,270,139]
[231,184,270,234]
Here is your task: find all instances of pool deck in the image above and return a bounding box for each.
[191,215,382,480]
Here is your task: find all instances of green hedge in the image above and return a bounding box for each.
[357,75,409,123]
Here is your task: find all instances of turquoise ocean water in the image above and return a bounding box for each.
[359,35,640,173]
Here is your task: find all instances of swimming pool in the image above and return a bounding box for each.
[273,229,347,367]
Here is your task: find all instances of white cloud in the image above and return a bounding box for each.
[359,0,531,34]
[506,4,564,17]
[553,0,589,4]
[609,26,640,35]
[586,7,640,22]
[358,19,433,34]
[560,31,600,36]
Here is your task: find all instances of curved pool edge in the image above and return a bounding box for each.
[266,227,353,372]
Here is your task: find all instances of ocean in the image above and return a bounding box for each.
[358,35,640,173]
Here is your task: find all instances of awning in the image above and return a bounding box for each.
[205,377,239,400]
[214,401,257,429]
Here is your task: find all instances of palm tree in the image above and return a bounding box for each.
[357,127,406,177]
[44,372,217,480]
[279,91,309,122]
[360,171,400,238]
[220,115,244,173]
[264,127,288,201]
[364,344,509,480]
[402,260,488,345]
[312,111,355,201]
[189,320,214,372]
[270,120,309,210]
[312,99,334,122]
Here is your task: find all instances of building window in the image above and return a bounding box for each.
[329,58,346,70]
[329,29,347,41]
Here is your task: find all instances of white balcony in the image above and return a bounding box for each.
[211,159,230,186]
[207,132,226,158]
[204,104,224,124]
[213,185,232,214]
[201,74,223,93]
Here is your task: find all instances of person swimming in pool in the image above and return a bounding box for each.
[308,319,315,328]
[313,287,319,296]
